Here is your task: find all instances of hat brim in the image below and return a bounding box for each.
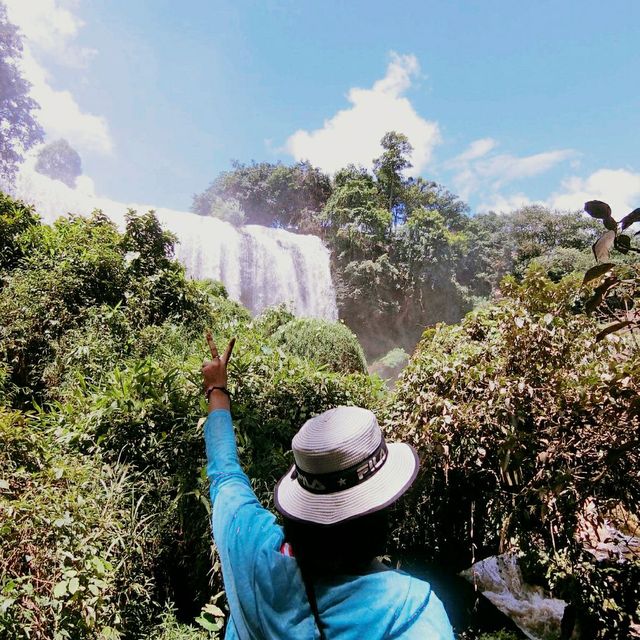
[274,443,419,526]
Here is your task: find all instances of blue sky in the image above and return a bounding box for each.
[6,0,640,215]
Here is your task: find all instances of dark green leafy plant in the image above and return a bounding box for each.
[273,317,368,374]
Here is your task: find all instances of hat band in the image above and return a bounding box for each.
[292,439,388,495]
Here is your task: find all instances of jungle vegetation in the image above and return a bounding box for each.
[1,191,638,639]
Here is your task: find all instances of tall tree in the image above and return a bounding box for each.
[35,138,82,188]
[0,3,44,187]
[373,131,413,222]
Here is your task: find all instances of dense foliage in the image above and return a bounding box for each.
[0,2,44,187]
[4,170,638,637]
[385,265,640,638]
[192,160,332,229]
[0,193,381,639]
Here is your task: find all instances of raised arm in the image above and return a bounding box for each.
[201,333,288,637]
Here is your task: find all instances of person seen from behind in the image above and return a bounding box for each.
[202,331,454,639]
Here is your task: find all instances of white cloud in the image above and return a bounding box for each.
[476,193,535,213]
[549,168,640,217]
[4,0,95,66]
[477,150,575,186]
[451,138,497,164]
[450,138,575,206]
[285,52,440,175]
[5,0,112,154]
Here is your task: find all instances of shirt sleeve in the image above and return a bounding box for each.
[203,409,288,638]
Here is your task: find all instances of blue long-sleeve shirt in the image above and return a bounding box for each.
[205,409,454,639]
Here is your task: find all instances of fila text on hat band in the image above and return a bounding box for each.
[292,438,388,495]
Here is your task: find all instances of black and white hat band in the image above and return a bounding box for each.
[292,438,388,495]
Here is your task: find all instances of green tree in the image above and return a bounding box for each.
[192,160,332,229]
[464,206,603,294]
[373,131,413,221]
[35,138,82,187]
[320,166,390,262]
[317,137,472,358]
[0,191,40,276]
[0,3,44,187]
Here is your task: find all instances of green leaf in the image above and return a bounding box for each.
[68,577,80,594]
[195,615,222,631]
[53,580,68,599]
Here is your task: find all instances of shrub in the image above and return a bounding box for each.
[149,605,214,640]
[252,303,295,337]
[0,209,213,403]
[0,409,159,639]
[39,317,380,629]
[384,265,640,636]
[273,317,367,374]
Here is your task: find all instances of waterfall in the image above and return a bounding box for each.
[11,165,339,319]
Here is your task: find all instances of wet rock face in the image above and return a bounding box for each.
[460,553,566,640]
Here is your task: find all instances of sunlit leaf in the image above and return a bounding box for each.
[53,581,67,599]
[68,577,80,594]
[203,603,225,617]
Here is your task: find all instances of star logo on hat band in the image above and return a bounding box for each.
[338,478,347,487]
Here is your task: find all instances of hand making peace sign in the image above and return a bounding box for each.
[202,331,236,411]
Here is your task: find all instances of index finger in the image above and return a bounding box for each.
[206,331,219,359]
[222,337,236,365]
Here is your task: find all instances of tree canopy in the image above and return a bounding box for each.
[35,138,83,188]
[192,160,332,229]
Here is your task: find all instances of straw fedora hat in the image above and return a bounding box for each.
[274,406,419,526]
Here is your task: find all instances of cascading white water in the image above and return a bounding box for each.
[11,164,338,319]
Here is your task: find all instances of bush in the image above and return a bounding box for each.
[21,296,376,633]
[252,303,295,337]
[0,409,159,639]
[384,265,640,636]
[273,317,367,374]
[0,209,213,403]
[0,193,40,276]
